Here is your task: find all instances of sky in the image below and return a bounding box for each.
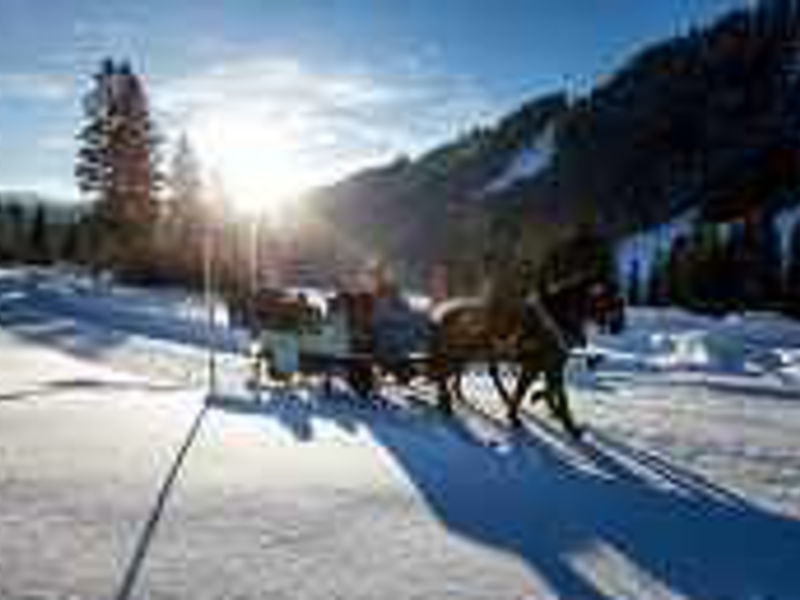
[0,0,748,212]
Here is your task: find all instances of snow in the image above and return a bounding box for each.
[0,268,799,599]
[0,268,249,388]
[482,124,554,194]
[589,308,800,380]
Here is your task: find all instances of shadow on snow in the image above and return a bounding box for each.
[0,274,242,363]
[209,388,800,600]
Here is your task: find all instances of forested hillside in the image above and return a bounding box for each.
[291,0,800,292]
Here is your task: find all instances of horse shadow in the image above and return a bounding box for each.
[209,388,800,600]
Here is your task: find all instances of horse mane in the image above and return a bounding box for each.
[536,229,614,296]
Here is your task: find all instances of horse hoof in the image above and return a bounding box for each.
[568,425,585,440]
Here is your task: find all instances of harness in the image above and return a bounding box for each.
[524,290,571,356]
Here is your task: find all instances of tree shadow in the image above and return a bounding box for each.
[210,387,800,600]
[0,377,186,403]
[0,281,129,360]
[0,274,241,364]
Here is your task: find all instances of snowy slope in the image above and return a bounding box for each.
[0,269,799,600]
[482,124,555,194]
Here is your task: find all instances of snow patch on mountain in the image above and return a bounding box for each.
[482,124,554,194]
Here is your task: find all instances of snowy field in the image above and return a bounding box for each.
[0,269,799,600]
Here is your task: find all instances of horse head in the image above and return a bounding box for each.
[587,279,626,334]
[536,231,626,345]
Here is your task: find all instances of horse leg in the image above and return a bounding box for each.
[437,376,453,414]
[488,361,513,406]
[434,358,454,415]
[451,369,466,403]
[544,366,584,439]
[247,339,264,397]
[507,367,536,428]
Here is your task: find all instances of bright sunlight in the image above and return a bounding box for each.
[188,107,315,216]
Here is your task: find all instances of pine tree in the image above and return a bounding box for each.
[787,218,800,315]
[60,220,80,264]
[6,202,26,263]
[28,204,49,264]
[665,234,691,307]
[626,259,641,305]
[681,221,725,314]
[758,212,783,308]
[75,58,162,279]
[698,222,729,314]
[165,134,205,283]
[731,212,783,310]
[0,204,9,262]
[646,247,668,306]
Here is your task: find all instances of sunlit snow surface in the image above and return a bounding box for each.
[0,269,799,600]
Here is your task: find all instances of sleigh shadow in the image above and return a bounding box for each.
[210,387,800,600]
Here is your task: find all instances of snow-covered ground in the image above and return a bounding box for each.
[1,269,799,600]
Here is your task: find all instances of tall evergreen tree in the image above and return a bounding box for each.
[735,212,783,309]
[169,134,203,225]
[665,235,692,307]
[626,259,641,306]
[681,221,727,314]
[646,246,670,306]
[60,220,80,264]
[165,134,205,282]
[0,204,9,262]
[787,217,800,315]
[28,204,49,264]
[6,202,26,263]
[75,58,162,278]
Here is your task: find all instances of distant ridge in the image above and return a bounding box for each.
[284,0,800,289]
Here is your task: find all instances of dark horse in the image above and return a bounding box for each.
[429,232,625,438]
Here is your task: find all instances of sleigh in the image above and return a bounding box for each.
[247,288,430,397]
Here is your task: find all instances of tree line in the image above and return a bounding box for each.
[0,201,81,265]
[0,57,261,295]
[627,206,800,317]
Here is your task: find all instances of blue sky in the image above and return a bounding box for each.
[0,0,747,209]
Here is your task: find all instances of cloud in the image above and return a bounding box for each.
[154,55,497,209]
[0,73,74,102]
[39,134,75,152]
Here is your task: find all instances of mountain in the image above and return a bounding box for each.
[286,0,800,290]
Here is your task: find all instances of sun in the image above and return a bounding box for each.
[186,107,314,217]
